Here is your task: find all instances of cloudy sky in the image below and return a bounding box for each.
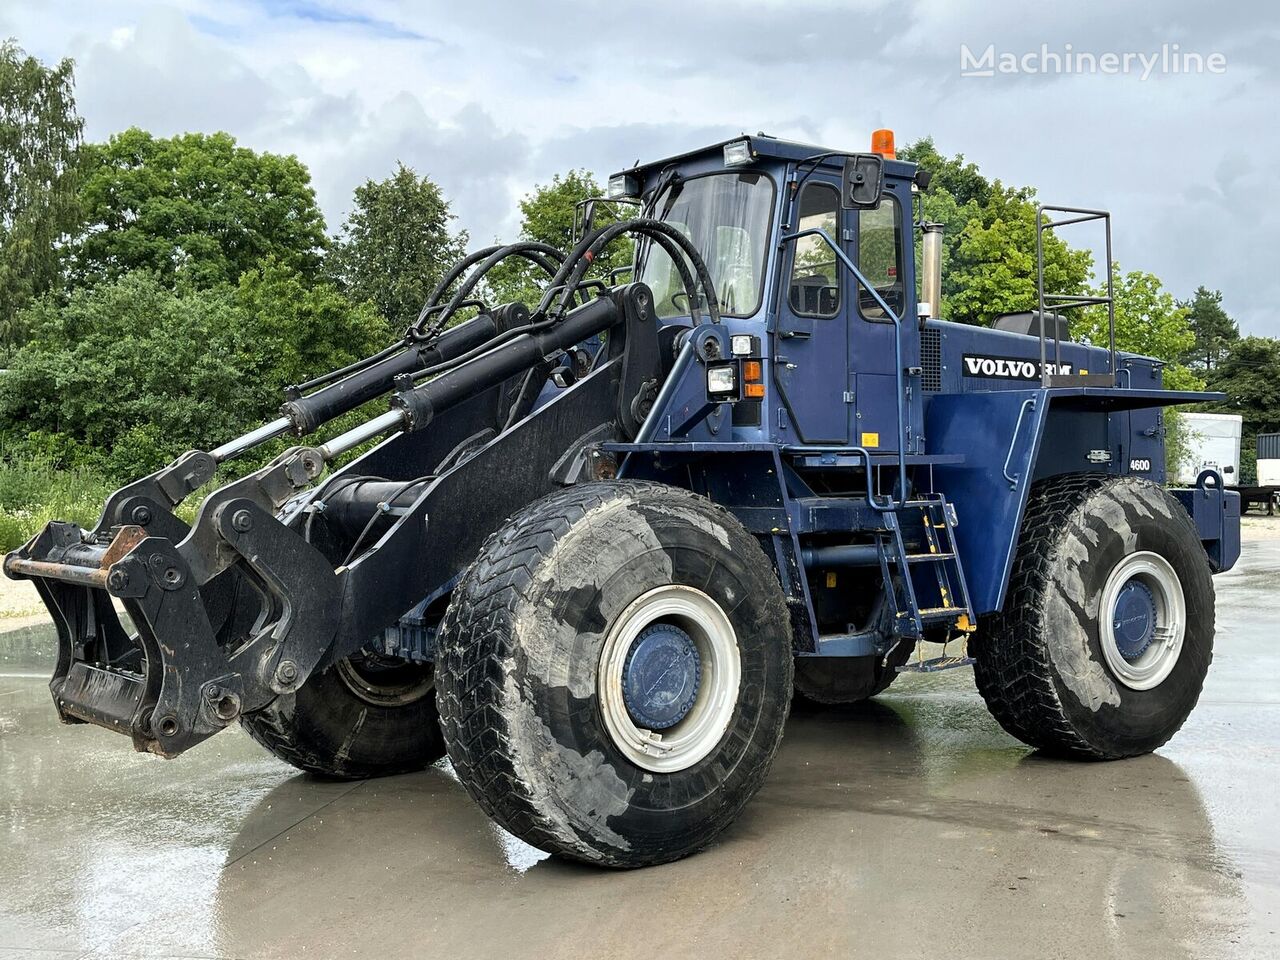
[3,0,1276,333]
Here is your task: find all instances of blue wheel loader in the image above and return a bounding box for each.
[6,130,1239,867]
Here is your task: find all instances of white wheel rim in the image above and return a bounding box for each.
[1099,551,1186,691]
[598,585,741,773]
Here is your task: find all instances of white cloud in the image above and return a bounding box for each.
[2,0,1277,333]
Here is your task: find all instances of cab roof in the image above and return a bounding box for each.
[611,134,919,181]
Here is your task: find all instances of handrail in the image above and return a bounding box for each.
[1002,397,1038,489]
[1036,204,1116,387]
[777,226,907,508]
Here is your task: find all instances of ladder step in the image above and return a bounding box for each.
[896,655,976,674]
[905,552,956,563]
[918,606,963,621]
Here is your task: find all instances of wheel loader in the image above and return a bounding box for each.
[6,130,1240,867]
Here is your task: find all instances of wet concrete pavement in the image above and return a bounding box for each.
[1,543,1277,959]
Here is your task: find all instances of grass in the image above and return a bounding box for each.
[0,460,119,551]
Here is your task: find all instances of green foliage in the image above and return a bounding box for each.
[1163,409,1193,483]
[0,459,115,551]
[68,128,327,290]
[0,267,384,481]
[1076,266,1201,388]
[899,138,1092,325]
[326,163,467,334]
[1240,442,1258,486]
[0,40,83,351]
[1179,286,1238,369]
[235,257,389,399]
[485,170,632,309]
[1206,336,1280,438]
[898,138,991,208]
[945,187,1093,326]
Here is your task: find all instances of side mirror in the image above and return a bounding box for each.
[573,198,598,243]
[841,153,884,209]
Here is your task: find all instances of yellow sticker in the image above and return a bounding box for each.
[861,432,880,447]
[825,571,837,589]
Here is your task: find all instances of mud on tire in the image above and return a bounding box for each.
[973,474,1214,760]
[436,480,794,868]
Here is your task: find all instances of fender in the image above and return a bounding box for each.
[926,386,1234,614]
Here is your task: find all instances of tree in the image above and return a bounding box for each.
[234,257,389,400]
[484,169,632,309]
[943,185,1093,326]
[1207,336,1280,436]
[0,267,384,479]
[1076,266,1201,390]
[326,163,467,334]
[899,137,991,208]
[898,139,1092,325]
[1179,286,1238,369]
[68,129,327,290]
[0,40,83,351]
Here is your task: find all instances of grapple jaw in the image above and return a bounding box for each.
[5,448,343,758]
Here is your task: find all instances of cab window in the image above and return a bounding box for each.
[638,172,775,318]
[857,196,903,321]
[788,183,841,318]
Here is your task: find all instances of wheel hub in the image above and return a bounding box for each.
[1098,551,1187,692]
[621,623,702,730]
[1111,578,1157,661]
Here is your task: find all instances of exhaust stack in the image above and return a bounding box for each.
[920,221,944,322]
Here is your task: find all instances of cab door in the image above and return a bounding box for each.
[849,181,918,453]
[772,180,851,444]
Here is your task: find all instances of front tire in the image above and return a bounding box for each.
[973,474,1214,759]
[436,480,793,868]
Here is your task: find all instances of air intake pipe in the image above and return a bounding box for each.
[920,221,944,324]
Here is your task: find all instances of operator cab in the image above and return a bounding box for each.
[611,131,923,451]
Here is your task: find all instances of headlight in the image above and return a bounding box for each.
[722,139,752,166]
[706,364,737,395]
[607,174,639,199]
[730,334,754,356]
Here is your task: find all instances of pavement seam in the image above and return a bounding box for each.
[221,779,366,868]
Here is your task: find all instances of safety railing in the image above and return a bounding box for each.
[1035,204,1116,388]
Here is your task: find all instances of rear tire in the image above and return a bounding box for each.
[241,655,446,779]
[973,474,1214,760]
[436,480,793,868]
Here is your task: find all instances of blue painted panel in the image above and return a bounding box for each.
[925,390,1047,613]
[1171,485,1241,572]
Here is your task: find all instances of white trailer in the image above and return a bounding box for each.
[1174,412,1242,486]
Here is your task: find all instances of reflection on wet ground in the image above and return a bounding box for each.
[1,543,1277,959]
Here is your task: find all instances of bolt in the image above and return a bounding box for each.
[205,685,222,702]
[231,509,253,532]
[130,504,153,525]
[276,660,299,685]
[107,568,129,592]
[162,567,182,586]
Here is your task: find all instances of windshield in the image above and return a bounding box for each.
[638,172,774,318]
